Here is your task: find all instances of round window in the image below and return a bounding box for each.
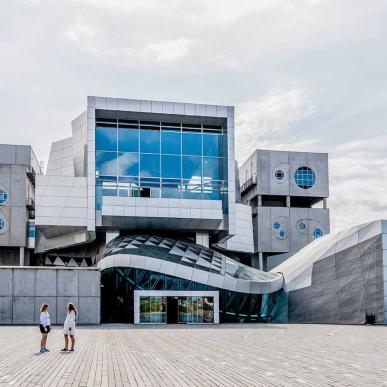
[274,170,284,181]
[294,167,315,189]
[273,222,281,229]
[0,189,8,205]
[313,228,323,238]
[298,222,306,230]
[0,218,5,230]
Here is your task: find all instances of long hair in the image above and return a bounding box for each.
[40,303,48,313]
[68,303,78,315]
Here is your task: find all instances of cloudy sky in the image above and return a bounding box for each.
[1,0,387,231]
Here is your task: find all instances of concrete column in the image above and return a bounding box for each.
[19,247,25,266]
[251,254,259,269]
[258,252,264,271]
[286,196,291,207]
[323,198,328,209]
[196,232,209,248]
[106,230,120,244]
[257,195,262,206]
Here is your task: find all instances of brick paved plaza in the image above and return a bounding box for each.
[0,324,386,386]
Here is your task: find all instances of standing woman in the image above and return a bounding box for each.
[62,303,77,352]
[39,303,51,353]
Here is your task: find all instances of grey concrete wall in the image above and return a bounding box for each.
[0,267,100,325]
[0,147,31,248]
[287,235,384,324]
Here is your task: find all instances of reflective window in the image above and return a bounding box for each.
[118,128,138,152]
[140,154,160,177]
[203,157,222,181]
[96,127,117,151]
[161,155,181,178]
[117,152,139,176]
[203,134,222,157]
[161,131,181,155]
[96,119,226,201]
[96,151,117,176]
[0,218,5,230]
[182,132,201,155]
[182,156,202,179]
[313,228,323,238]
[294,166,315,189]
[0,189,8,205]
[140,129,160,154]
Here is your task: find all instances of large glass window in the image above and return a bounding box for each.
[96,151,117,176]
[203,134,222,157]
[96,121,226,201]
[203,157,221,181]
[140,129,160,154]
[182,132,201,155]
[96,127,117,151]
[182,156,202,179]
[161,155,181,178]
[140,154,160,177]
[161,131,181,155]
[118,128,138,152]
[117,153,139,176]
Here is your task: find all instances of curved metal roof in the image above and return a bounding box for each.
[98,235,283,294]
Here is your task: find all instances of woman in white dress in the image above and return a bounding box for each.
[61,303,77,352]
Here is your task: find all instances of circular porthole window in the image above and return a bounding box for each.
[298,222,306,230]
[294,166,315,189]
[274,170,284,181]
[272,217,288,240]
[0,218,7,234]
[0,188,8,205]
[313,228,323,238]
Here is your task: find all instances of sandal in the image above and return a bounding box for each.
[61,348,68,351]
[69,348,74,352]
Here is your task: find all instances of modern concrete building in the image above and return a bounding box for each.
[1,96,385,326]
[272,219,387,325]
[0,145,41,266]
[239,150,330,271]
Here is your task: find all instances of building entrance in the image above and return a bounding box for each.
[138,294,215,324]
[167,297,178,324]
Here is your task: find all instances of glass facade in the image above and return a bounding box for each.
[95,119,227,207]
[101,267,278,324]
[178,296,214,323]
[140,296,166,323]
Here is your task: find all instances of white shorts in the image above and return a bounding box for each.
[64,326,75,336]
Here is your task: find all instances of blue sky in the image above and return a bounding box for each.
[1,0,387,230]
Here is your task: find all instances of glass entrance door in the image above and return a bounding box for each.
[177,296,214,324]
[140,296,166,323]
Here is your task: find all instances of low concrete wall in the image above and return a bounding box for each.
[0,267,100,325]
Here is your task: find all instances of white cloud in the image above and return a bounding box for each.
[235,89,315,162]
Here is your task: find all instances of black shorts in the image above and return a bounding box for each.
[39,324,50,334]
